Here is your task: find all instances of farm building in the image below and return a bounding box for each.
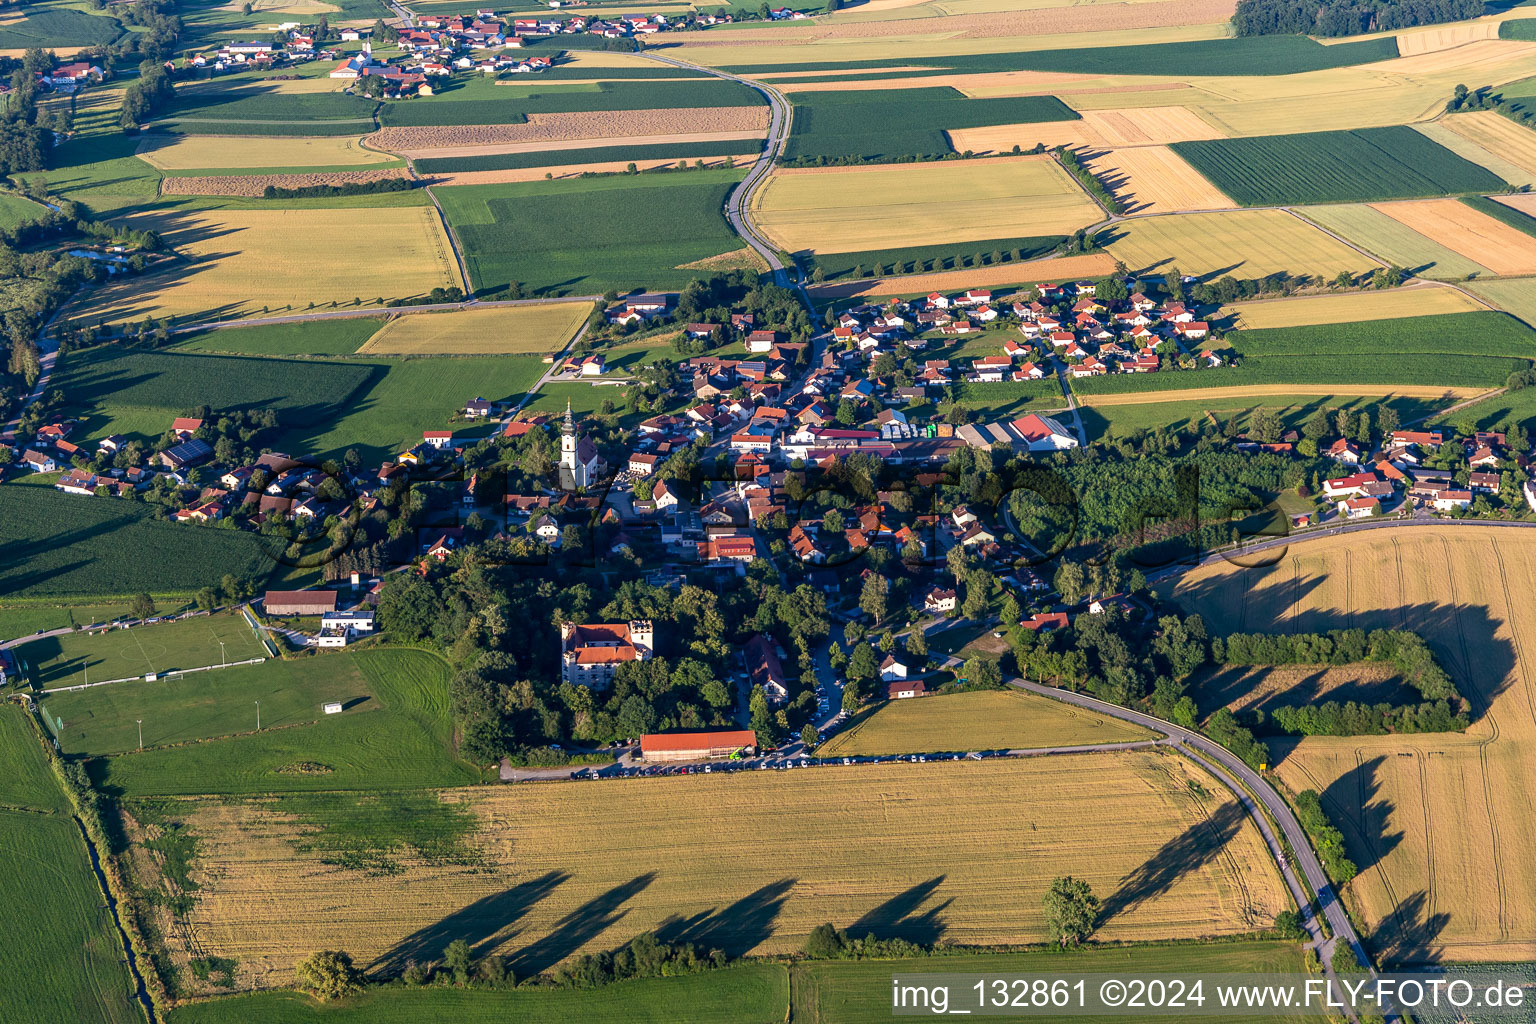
[887,679,928,700]
[263,590,339,616]
[639,729,757,763]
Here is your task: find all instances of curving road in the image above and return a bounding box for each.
[638,52,796,291]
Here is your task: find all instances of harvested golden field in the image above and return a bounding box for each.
[1496,192,1536,218]
[753,156,1101,255]
[806,252,1116,299]
[1086,145,1234,215]
[1371,199,1536,276]
[428,153,756,186]
[1191,663,1408,719]
[369,108,769,152]
[68,207,459,326]
[162,168,410,197]
[1175,527,1536,963]
[1103,209,1373,279]
[172,752,1287,989]
[1438,111,1536,183]
[357,303,591,355]
[1361,37,1536,74]
[1300,203,1493,280]
[1413,121,1534,190]
[1077,383,1484,407]
[949,104,1222,153]
[1221,286,1486,329]
[678,245,769,272]
[1393,20,1500,55]
[817,689,1154,757]
[136,134,395,171]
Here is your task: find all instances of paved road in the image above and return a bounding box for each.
[638,52,796,290]
[0,333,58,441]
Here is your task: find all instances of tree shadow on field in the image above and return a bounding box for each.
[848,875,951,946]
[1370,889,1449,967]
[1098,800,1246,925]
[370,869,569,976]
[509,872,657,978]
[657,877,796,958]
[1320,755,1402,880]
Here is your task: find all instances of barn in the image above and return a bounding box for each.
[639,729,758,763]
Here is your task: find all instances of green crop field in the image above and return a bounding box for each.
[437,170,746,296]
[415,139,766,174]
[0,485,284,600]
[54,347,377,446]
[0,192,48,230]
[1173,127,1509,206]
[1430,384,1536,431]
[731,35,1397,77]
[87,648,486,796]
[1501,17,1536,39]
[172,318,385,357]
[792,943,1313,1023]
[810,234,1064,282]
[1225,311,1536,359]
[281,354,544,461]
[0,6,124,47]
[953,379,1068,416]
[41,651,382,755]
[16,612,264,688]
[784,89,1077,162]
[0,706,142,1024]
[158,87,380,136]
[1078,393,1440,440]
[165,964,789,1024]
[378,78,763,127]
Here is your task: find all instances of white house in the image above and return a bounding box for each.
[879,655,908,682]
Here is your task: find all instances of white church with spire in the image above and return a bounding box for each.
[558,400,605,491]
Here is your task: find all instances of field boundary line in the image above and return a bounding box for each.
[39,657,267,695]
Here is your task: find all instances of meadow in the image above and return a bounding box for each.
[782,87,1077,160]
[280,355,546,461]
[0,5,123,47]
[1100,209,1370,280]
[1172,127,1508,207]
[0,484,281,600]
[357,303,591,356]
[65,205,460,327]
[753,157,1099,256]
[816,689,1152,756]
[1077,391,1442,439]
[0,602,139,643]
[171,318,386,357]
[53,347,377,445]
[1221,287,1485,329]
[0,706,141,1024]
[952,378,1069,416]
[1174,527,1536,963]
[377,79,764,128]
[90,649,485,797]
[1298,204,1493,279]
[1469,276,1536,327]
[436,170,747,296]
[415,139,767,173]
[42,651,380,754]
[18,611,264,688]
[157,87,380,136]
[0,191,47,229]
[164,966,790,1024]
[166,751,1287,989]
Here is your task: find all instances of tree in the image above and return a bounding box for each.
[904,629,927,660]
[295,950,363,1000]
[961,656,1001,689]
[847,643,878,683]
[841,679,861,712]
[859,573,889,624]
[129,592,155,620]
[803,923,846,958]
[962,569,994,619]
[1053,561,1085,605]
[444,939,475,984]
[195,587,218,612]
[1043,877,1099,948]
[800,723,819,749]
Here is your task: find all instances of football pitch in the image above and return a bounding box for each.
[15,613,265,688]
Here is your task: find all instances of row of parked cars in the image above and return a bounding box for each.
[568,748,1017,780]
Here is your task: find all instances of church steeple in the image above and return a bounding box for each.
[563,399,575,437]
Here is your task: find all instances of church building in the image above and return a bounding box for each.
[559,401,606,491]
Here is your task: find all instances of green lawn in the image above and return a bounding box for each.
[792,942,1316,1023]
[953,379,1068,417]
[16,611,265,688]
[172,318,386,357]
[0,484,287,600]
[41,651,381,754]
[165,964,789,1024]
[1078,393,1441,440]
[0,601,144,643]
[436,170,748,297]
[0,706,141,1024]
[0,191,48,230]
[87,648,487,796]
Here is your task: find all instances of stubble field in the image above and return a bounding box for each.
[356,303,592,355]
[1436,111,1536,183]
[135,134,398,171]
[67,206,459,326]
[1299,203,1493,279]
[815,688,1153,756]
[165,752,1287,989]
[1101,209,1373,279]
[1220,287,1486,329]
[803,252,1117,299]
[752,156,1101,254]
[1370,198,1536,275]
[1175,527,1536,963]
[1084,145,1235,214]
[949,105,1225,152]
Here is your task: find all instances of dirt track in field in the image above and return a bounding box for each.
[368,109,770,152]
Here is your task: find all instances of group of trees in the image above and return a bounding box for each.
[1233,0,1481,36]
[1219,628,1461,704]
[1056,146,1123,215]
[0,50,52,175]
[120,59,175,130]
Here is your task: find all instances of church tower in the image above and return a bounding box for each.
[558,399,579,490]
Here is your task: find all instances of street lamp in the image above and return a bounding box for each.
[254,700,260,731]
[136,719,143,751]
[219,640,226,668]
